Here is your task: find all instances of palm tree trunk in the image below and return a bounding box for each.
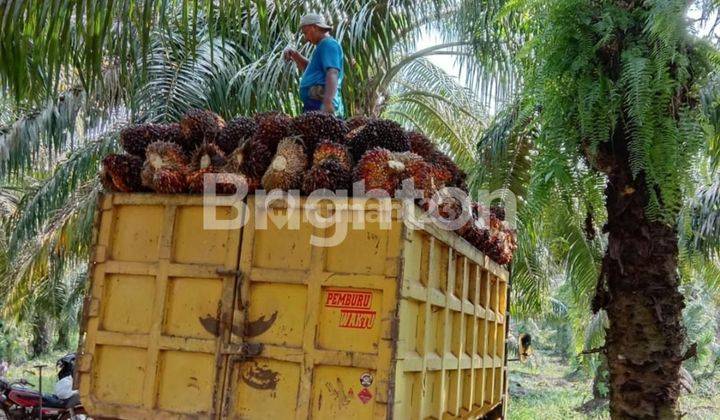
[55,321,71,350]
[31,313,53,357]
[597,139,685,418]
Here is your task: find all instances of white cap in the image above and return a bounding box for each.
[300,13,332,30]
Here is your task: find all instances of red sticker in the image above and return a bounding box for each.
[358,388,372,404]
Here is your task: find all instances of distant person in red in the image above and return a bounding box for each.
[284,13,345,116]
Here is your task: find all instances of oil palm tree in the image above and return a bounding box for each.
[468,0,720,416]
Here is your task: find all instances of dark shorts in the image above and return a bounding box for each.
[303,98,323,113]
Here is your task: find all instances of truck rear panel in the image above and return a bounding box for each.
[78,193,509,419]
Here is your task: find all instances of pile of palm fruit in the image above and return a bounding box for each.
[101,109,516,264]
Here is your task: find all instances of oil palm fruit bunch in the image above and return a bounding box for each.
[120,123,180,157]
[221,148,262,194]
[408,160,453,205]
[347,119,410,162]
[189,171,249,195]
[214,116,256,155]
[490,205,506,222]
[432,194,469,229]
[485,232,514,265]
[178,109,226,153]
[235,139,275,180]
[262,137,308,190]
[346,115,370,132]
[464,224,490,253]
[292,111,348,156]
[354,148,418,196]
[302,158,352,195]
[187,143,229,193]
[253,111,294,151]
[407,131,467,190]
[101,154,146,192]
[141,141,189,193]
[312,141,352,170]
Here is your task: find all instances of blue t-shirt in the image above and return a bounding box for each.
[299,37,344,116]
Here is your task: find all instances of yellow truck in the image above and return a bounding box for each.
[77,193,510,419]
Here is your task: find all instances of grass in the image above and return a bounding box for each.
[3,350,67,394]
[3,350,719,419]
[508,353,720,420]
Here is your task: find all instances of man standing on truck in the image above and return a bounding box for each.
[283,13,345,116]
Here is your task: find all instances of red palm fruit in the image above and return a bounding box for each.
[120,124,165,157]
[347,119,410,162]
[407,130,468,190]
[312,141,352,169]
[220,146,263,194]
[239,139,275,179]
[187,169,251,195]
[186,143,229,194]
[101,154,146,192]
[253,111,294,151]
[214,116,256,155]
[302,158,352,194]
[292,111,348,155]
[353,148,410,196]
[179,109,226,153]
[141,141,189,193]
[346,115,370,132]
[189,143,227,171]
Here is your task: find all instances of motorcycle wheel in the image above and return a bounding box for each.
[0,407,11,420]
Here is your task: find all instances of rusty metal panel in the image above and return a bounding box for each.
[220,197,402,420]
[78,194,243,419]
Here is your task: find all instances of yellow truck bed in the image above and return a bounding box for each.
[78,193,509,419]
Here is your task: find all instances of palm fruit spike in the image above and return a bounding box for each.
[141,141,189,193]
[261,137,308,191]
[214,116,256,155]
[178,109,226,153]
[252,111,294,151]
[353,148,410,196]
[292,111,348,156]
[312,140,352,170]
[347,118,410,162]
[302,159,352,195]
[101,154,146,192]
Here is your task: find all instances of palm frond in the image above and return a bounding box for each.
[7,128,119,257]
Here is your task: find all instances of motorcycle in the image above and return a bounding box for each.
[0,354,86,420]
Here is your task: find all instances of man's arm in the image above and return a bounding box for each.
[322,68,339,113]
[284,49,309,71]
